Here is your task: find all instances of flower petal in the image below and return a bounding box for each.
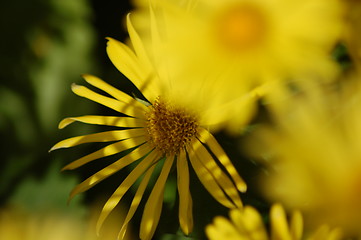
[187,145,235,209]
[106,37,157,101]
[177,150,193,235]
[58,115,145,129]
[117,165,156,240]
[206,216,240,240]
[198,128,247,192]
[96,150,159,235]
[127,14,152,71]
[68,144,153,201]
[290,210,303,240]
[192,138,243,208]
[50,129,146,153]
[140,156,175,240]
[71,83,145,119]
[51,129,146,151]
[82,74,148,110]
[270,204,292,240]
[241,206,268,240]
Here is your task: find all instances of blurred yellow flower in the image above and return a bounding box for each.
[246,75,361,237]
[142,0,343,95]
[51,15,246,240]
[206,204,343,240]
[0,207,132,240]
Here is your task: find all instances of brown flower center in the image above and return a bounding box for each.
[215,3,267,53]
[146,97,199,156]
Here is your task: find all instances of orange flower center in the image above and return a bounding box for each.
[216,4,267,52]
[146,97,199,156]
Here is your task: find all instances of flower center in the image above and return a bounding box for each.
[215,4,267,52]
[145,97,199,156]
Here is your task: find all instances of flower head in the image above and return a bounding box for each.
[51,15,246,240]
[206,204,343,240]
[139,0,343,115]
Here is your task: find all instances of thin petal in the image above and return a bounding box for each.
[187,145,235,209]
[127,14,152,70]
[96,150,159,235]
[192,138,243,208]
[290,210,303,240]
[149,4,169,84]
[270,204,292,240]
[82,74,148,110]
[140,157,175,240]
[177,150,193,235]
[198,128,247,192]
[71,83,145,119]
[68,144,153,201]
[106,37,157,101]
[117,165,156,240]
[58,115,145,129]
[51,129,146,151]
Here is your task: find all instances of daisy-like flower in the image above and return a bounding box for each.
[206,204,343,240]
[51,14,246,240]
[136,0,343,111]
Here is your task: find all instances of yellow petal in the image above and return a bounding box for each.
[58,115,145,129]
[290,210,303,240]
[106,37,157,101]
[62,137,145,170]
[187,145,235,209]
[117,165,156,240]
[177,150,193,235]
[207,216,241,240]
[127,14,152,70]
[198,128,247,192]
[205,223,228,240]
[241,206,268,240]
[149,4,169,84]
[82,74,148,110]
[51,129,145,151]
[140,157,175,240]
[192,138,243,208]
[68,144,153,201]
[270,204,292,240]
[71,83,145,118]
[228,208,248,237]
[96,150,159,235]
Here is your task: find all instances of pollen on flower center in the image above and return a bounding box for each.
[216,4,267,52]
[145,97,199,156]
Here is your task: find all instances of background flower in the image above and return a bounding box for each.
[206,204,343,240]
[245,73,361,237]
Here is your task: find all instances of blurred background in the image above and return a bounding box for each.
[0,1,265,239]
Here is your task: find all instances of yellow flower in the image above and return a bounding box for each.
[51,15,246,240]
[136,0,343,116]
[0,207,133,240]
[246,74,361,237]
[206,204,343,240]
